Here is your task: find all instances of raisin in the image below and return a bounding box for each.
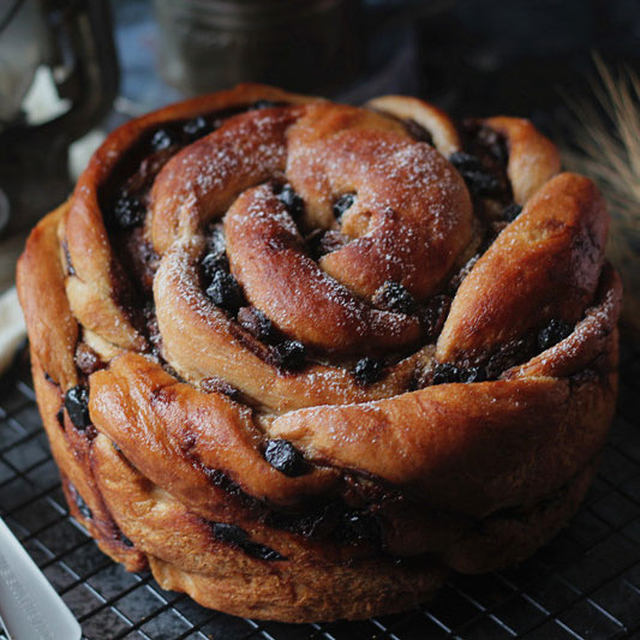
[432,363,460,385]
[467,171,501,197]
[210,522,284,561]
[449,151,501,197]
[249,544,285,561]
[333,193,356,218]
[418,294,451,339]
[432,363,485,385]
[449,151,480,171]
[352,357,384,386]
[476,125,509,165]
[277,184,305,219]
[337,511,382,546]
[237,307,277,343]
[264,439,309,477]
[537,319,572,351]
[206,225,226,255]
[484,337,532,379]
[183,115,212,138]
[266,505,336,539]
[272,340,306,371]
[211,522,247,545]
[252,99,278,109]
[202,251,229,278]
[150,128,176,151]
[206,270,244,314]
[460,367,486,383]
[502,203,523,222]
[64,386,91,429]
[372,280,416,314]
[113,193,145,229]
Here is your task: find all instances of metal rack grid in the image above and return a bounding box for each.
[1,344,639,640]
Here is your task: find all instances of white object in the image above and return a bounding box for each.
[0,288,26,375]
[0,517,81,640]
[69,129,106,181]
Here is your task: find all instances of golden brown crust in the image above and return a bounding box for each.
[17,83,620,622]
[30,354,146,572]
[484,116,561,203]
[16,204,79,390]
[271,354,617,518]
[286,104,472,301]
[224,185,423,352]
[437,173,609,364]
[365,95,461,156]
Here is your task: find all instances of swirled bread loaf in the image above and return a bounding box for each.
[17,84,621,622]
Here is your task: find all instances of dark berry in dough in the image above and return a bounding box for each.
[183,116,212,139]
[273,340,306,371]
[537,319,572,351]
[277,184,305,219]
[206,270,244,314]
[64,386,91,429]
[202,251,229,278]
[333,193,356,218]
[338,511,382,546]
[372,280,416,314]
[113,194,145,229]
[432,363,485,385]
[449,151,501,197]
[150,128,176,151]
[264,439,309,477]
[352,357,384,386]
[237,307,277,343]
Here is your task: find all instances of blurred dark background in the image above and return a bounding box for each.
[109,0,640,120]
[0,0,639,240]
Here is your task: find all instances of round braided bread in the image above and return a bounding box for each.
[17,84,621,622]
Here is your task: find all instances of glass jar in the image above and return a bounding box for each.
[153,0,362,96]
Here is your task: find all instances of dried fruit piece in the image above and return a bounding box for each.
[272,340,306,371]
[352,357,384,386]
[64,386,90,429]
[113,193,145,229]
[264,439,309,477]
[373,280,416,314]
[237,307,277,343]
[276,184,305,219]
[333,193,356,218]
[206,271,244,314]
[537,319,572,351]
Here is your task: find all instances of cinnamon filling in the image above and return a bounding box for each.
[94,103,575,391]
[61,101,590,565]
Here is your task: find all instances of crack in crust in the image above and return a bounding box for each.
[16,83,621,622]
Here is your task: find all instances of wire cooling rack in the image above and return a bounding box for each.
[1,345,639,640]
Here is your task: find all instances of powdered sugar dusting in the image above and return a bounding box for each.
[150,109,295,250]
[149,102,475,411]
[286,115,473,298]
